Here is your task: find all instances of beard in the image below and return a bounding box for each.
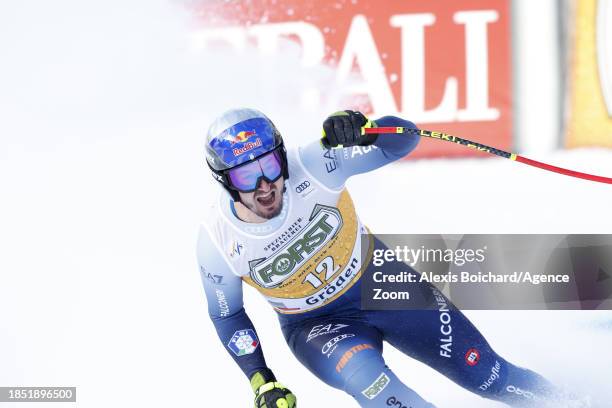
[257,200,283,219]
[245,183,285,220]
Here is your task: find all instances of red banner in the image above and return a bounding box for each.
[194,0,512,158]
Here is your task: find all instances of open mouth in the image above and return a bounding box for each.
[256,190,276,207]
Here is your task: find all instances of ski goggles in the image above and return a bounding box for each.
[225,147,285,193]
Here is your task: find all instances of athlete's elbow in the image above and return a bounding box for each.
[373,116,420,158]
[209,306,246,322]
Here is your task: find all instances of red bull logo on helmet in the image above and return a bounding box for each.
[226,129,263,156]
[228,130,257,145]
[211,116,278,166]
[232,137,262,156]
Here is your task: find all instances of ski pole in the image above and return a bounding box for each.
[325,127,612,185]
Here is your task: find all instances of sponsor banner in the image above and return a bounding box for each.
[566,0,612,147]
[249,204,343,288]
[360,234,612,310]
[192,0,513,158]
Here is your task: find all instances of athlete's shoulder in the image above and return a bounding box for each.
[291,140,325,166]
[286,145,305,168]
[285,145,328,187]
[197,212,238,277]
[199,187,231,247]
[291,139,347,190]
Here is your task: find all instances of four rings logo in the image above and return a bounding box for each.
[295,180,311,193]
[249,204,343,288]
[506,385,538,401]
[321,333,355,357]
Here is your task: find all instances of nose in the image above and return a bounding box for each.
[257,179,272,192]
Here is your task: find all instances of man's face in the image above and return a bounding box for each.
[237,177,284,219]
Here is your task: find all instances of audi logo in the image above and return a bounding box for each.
[295,181,311,193]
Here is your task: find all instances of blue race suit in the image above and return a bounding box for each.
[198,117,558,407]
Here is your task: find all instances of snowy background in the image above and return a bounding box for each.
[0,1,611,407]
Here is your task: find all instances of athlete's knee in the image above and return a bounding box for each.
[291,322,383,390]
[342,353,386,396]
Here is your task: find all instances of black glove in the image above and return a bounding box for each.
[321,110,377,148]
[250,369,296,408]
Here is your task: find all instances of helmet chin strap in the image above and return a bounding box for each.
[226,185,241,202]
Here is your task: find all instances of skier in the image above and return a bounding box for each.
[198,108,573,407]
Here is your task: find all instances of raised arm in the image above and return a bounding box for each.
[300,111,420,189]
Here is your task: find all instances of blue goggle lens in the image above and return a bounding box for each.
[227,149,283,192]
